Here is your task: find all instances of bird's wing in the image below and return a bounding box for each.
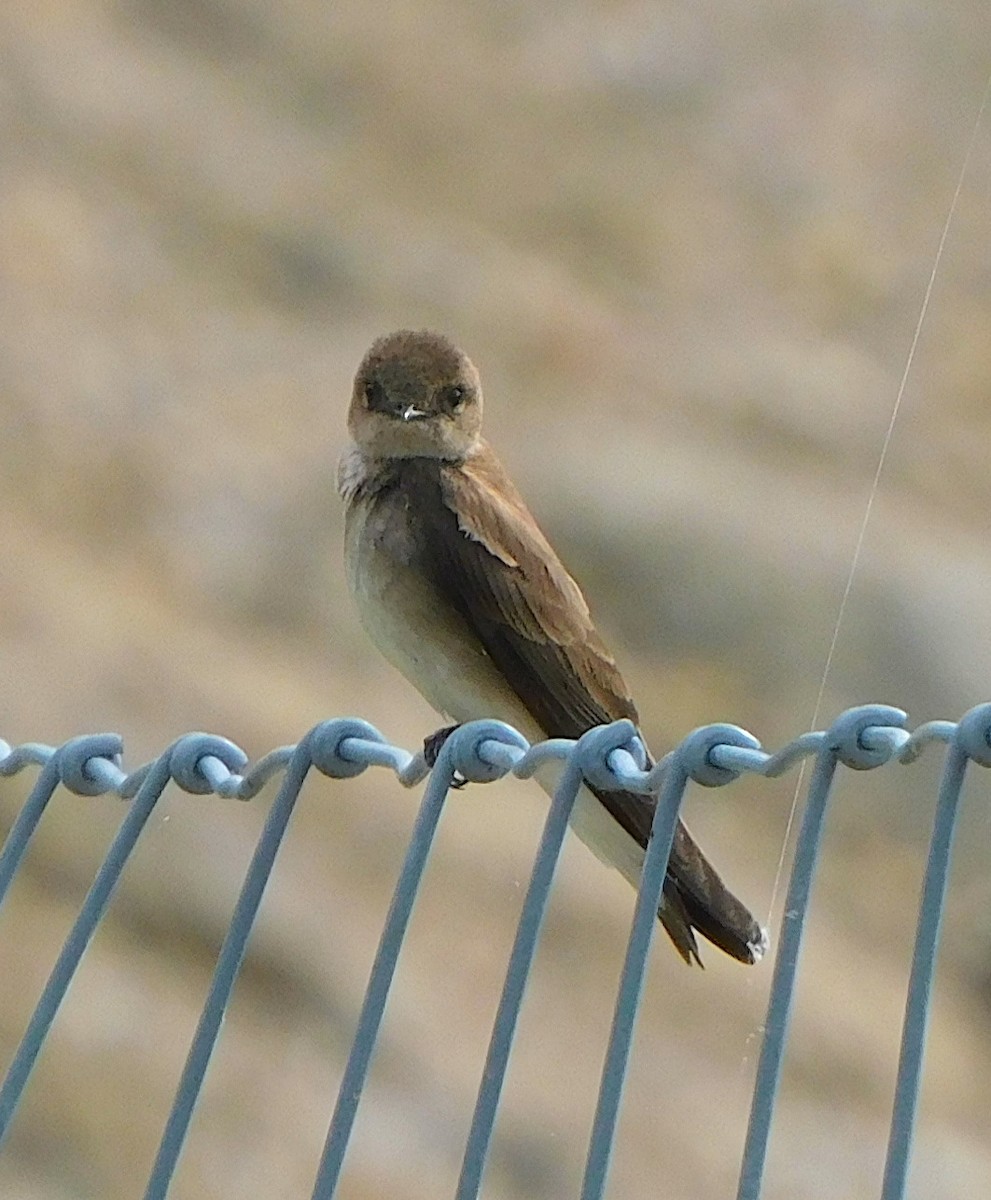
[422,446,764,965]
[435,447,640,731]
[425,444,653,847]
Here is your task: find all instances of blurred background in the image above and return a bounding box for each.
[1,1,989,1197]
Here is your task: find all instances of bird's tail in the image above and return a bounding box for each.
[584,776,767,966]
[660,821,768,966]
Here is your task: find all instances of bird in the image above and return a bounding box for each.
[338,329,767,966]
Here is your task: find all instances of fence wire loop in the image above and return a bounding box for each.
[954,701,991,765]
[58,733,125,795]
[827,704,909,769]
[679,722,764,786]
[443,719,530,784]
[169,734,248,794]
[309,717,391,778]
[571,718,644,792]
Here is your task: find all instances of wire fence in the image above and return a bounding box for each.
[0,702,987,1199]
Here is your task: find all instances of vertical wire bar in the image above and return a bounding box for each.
[310,765,455,1199]
[0,758,61,910]
[880,743,969,1200]
[454,757,584,1200]
[579,764,687,1200]
[0,756,172,1145]
[736,749,840,1200]
[144,744,314,1200]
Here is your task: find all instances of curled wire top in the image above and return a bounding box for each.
[1,702,990,804]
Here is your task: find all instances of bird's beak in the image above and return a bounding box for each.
[402,405,428,422]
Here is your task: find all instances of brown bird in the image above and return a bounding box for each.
[339,329,766,965]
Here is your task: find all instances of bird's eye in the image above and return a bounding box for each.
[363,379,387,411]
[440,384,466,412]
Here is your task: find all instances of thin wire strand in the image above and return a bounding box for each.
[765,71,991,927]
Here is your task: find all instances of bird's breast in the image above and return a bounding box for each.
[343,488,543,742]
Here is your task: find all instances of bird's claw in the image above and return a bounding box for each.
[423,724,468,788]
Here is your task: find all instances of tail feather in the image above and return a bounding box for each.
[658,881,704,967]
[662,822,767,966]
[586,776,767,967]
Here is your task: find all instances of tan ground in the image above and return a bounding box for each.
[1,2,990,1198]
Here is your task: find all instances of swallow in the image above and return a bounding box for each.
[338,329,767,965]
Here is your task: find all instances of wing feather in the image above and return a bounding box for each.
[404,445,763,965]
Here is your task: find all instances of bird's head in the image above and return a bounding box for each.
[348,330,483,460]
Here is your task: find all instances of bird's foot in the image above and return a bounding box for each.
[423,724,467,788]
